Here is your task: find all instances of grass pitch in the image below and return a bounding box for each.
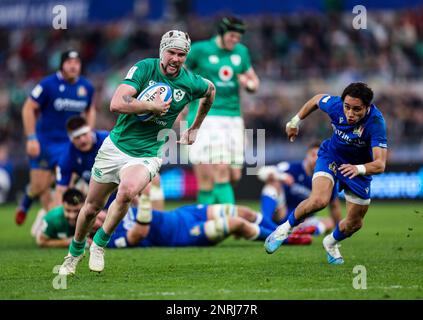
[0,201,422,300]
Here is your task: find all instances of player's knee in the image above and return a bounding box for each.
[344,218,363,234]
[84,202,102,219]
[117,184,139,203]
[310,197,329,211]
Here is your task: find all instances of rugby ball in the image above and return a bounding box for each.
[136,82,172,121]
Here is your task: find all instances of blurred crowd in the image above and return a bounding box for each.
[0,7,422,164]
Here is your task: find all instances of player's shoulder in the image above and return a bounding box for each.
[44,206,64,221]
[369,104,385,120]
[287,161,304,174]
[234,42,249,53]
[77,76,94,88]
[37,73,59,87]
[319,95,342,105]
[134,57,157,67]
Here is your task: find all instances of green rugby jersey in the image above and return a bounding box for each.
[41,206,74,239]
[185,36,252,125]
[110,58,209,157]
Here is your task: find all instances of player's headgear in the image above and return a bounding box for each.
[159,30,191,60]
[217,16,246,36]
[60,50,80,70]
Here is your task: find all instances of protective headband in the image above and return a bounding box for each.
[69,126,90,140]
[159,30,191,60]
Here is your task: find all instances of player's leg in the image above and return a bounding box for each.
[260,180,286,222]
[15,169,53,225]
[150,174,165,210]
[207,204,263,224]
[264,175,333,254]
[59,179,116,276]
[87,164,153,272]
[212,163,235,204]
[323,192,369,265]
[194,163,215,204]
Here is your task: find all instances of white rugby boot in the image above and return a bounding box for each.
[89,242,105,272]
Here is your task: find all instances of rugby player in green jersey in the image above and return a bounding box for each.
[59,30,215,276]
[185,16,259,205]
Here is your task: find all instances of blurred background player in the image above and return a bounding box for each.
[265,82,388,264]
[35,188,84,248]
[98,197,311,249]
[257,141,342,235]
[185,16,260,205]
[59,30,216,276]
[16,50,96,226]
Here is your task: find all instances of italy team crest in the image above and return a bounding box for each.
[77,85,87,97]
[353,125,364,137]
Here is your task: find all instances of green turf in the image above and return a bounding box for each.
[0,201,422,300]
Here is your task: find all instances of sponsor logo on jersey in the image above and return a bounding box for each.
[77,86,87,97]
[230,54,241,66]
[218,66,233,81]
[54,98,88,112]
[209,55,219,64]
[173,89,186,102]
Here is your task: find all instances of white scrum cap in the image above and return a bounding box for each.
[159,30,191,60]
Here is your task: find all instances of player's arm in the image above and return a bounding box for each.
[85,102,96,128]
[178,80,215,145]
[328,198,342,224]
[36,233,72,248]
[285,94,327,142]
[238,67,260,93]
[110,84,170,115]
[22,97,41,157]
[53,185,67,207]
[126,197,152,245]
[339,147,387,179]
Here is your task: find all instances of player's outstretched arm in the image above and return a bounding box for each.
[285,94,326,142]
[110,84,170,115]
[178,80,215,145]
[36,233,72,248]
[22,97,41,157]
[339,147,387,179]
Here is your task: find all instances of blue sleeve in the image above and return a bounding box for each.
[56,149,73,186]
[29,78,49,107]
[318,95,342,116]
[369,115,388,149]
